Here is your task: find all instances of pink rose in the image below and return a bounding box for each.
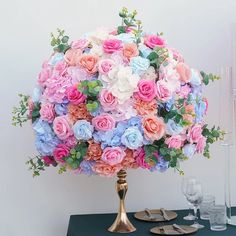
[188,124,203,143]
[64,49,82,66]
[54,61,67,75]
[98,59,115,74]
[144,35,165,49]
[42,156,56,166]
[135,148,151,169]
[64,135,77,148]
[38,65,52,86]
[156,80,172,102]
[103,39,122,53]
[142,115,165,141]
[165,135,184,149]
[99,89,118,111]
[40,103,55,123]
[176,63,191,83]
[136,79,157,102]
[28,98,34,119]
[53,144,70,163]
[196,135,207,153]
[178,84,191,99]
[92,114,116,131]
[66,85,86,105]
[53,116,73,140]
[101,147,125,166]
[71,39,88,50]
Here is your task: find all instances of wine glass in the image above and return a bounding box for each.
[185,181,204,229]
[181,177,196,220]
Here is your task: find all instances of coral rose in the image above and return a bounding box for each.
[64,48,82,66]
[68,104,92,123]
[123,43,139,59]
[86,141,103,161]
[92,161,122,177]
[142,115,165,141]
[79,54,99,74]
[176,63,191,83]
[134,99,157,116]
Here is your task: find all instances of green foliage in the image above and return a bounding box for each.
[64,142,88,170]
[118,7,142,43]
[86,100,100,113]
[26,156,47,177]
[147,47,169,69]
[31,102,41,123]
[12,94,30,127]
[202,125,225,158]
[50,28,70,53]
[78,80,102,98]
[200,71,220,85]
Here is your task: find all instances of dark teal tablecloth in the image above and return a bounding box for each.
[67,208,236,235]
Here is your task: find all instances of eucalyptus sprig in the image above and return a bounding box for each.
[118,7,143,43]
[26,156,46,177]
[12,94,30,127]
[200,71,221,85]
[50,28,70,53]
[147,47,169,69]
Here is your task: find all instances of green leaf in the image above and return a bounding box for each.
[147,52,158,61]
[117,26,126,34]
[61,35,69,43]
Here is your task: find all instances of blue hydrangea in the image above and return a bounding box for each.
[80,160,96,175]
[194,100,206,123]
[116,33,136,43]
[150,156,169,172]
[183,144,196,159]
[138,44,152,58]
[32,86,43,103]
[48,53,64,66]
[130,56,150,75]
[55,102,68,116]
[73,120,94,140]
[166,119,183,135]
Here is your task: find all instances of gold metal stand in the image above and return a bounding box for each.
[108,169,136,233]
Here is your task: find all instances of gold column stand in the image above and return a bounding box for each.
[108,169,136,233]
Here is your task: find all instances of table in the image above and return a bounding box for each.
[67,208,236,235]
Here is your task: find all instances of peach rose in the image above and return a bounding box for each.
[121,149,138,169]
[68,104,92,124]
[176,63,191,83]
[86,140,103,161]
[123,43,139,59]
[79,54,99,74]
[142,115,165,141]
[64,49,82,66]
[185,104,195,114]
[134,99,157,116]
[92,161,122,177]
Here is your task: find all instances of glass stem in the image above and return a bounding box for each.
[193,206,198,225]
[188,207,192,215]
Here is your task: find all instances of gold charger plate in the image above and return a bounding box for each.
[150,225,198,235]
[134,209,177,222]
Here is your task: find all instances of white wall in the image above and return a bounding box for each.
[1,0,236,235]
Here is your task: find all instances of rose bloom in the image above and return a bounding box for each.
[92,161,122,177]
[53,144,70,163]
[188,124,203,143]
[86,140,103,161]
[53,116,73,140]
[156,80,172,102]
[136,79,157,102]
[144,34,166,49]
[134,147,151,169]
[121,149,138,169]
[99,89,118,111]
[64,135,77,148]
[64,48,82,66]
[42,156,57,166]
[71,39,88,50]
[176,63,191,83]
[54,61,67,75]
[103,39,122,53]
[38,64,52,86]
[40,103,55,123]
[178,84,191,99]
[98,59,115,74]
[134,99,157,116]
[66,85,86,105]
[142,115,165,141]
[92,113,116,131]
[185,104,195,115]
[68,103,92,123]
[79,54,99,74]
[165,135,184,149]
[101,147,126,166]
[123,43,139,60]
[196,135,207,153]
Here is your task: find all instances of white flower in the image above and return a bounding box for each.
[108,66,140,103]
[141,66,157,81]
[86,27,110,45]
[90,44,103,56]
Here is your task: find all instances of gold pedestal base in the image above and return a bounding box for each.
[108,169,136,233]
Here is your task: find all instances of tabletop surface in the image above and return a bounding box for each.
[67,208,236,236]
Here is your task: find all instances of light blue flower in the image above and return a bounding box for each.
[138,44,152,58]
[190,69,202,86]
[80,160,96,175]
[150,156,169,172]
[73,120,94,140]
[194,100,206,123]
[165,97,175,111]
[32,86,43,102]
[116,33,135,43]
[33,119,60,155]
[121,126,143,149]
[48,53,64,66]
[130,56,150,75]
[55,102,68,116]
[166,119,183,135]
[128,116,142,130]
[183,144,196,159]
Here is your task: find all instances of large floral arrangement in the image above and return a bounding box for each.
[13,8,224,177]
